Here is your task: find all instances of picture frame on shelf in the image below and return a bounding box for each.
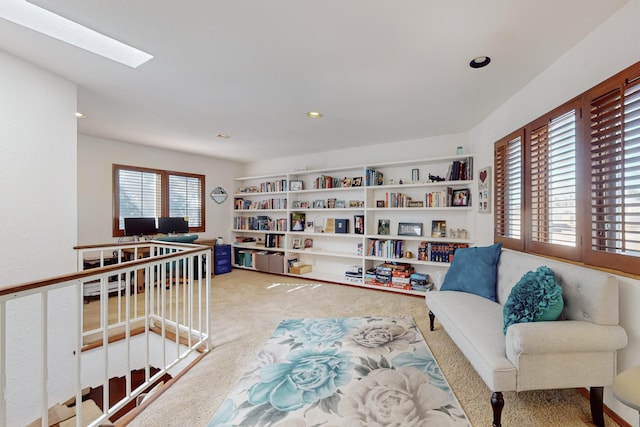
[411,168,419,182]
[354,215,365,234]
[376,200,385,208]
[290,212,306,231]
[398,222,423,236]
[313,200,325,209]
[336,200,346,208]
[304,238,313,249]
[378,219,390,235]
[342,177,352,187]
[290,180,303,191]
[292,238,302,249]
[305,221,314,232]
[431,220,446,238]
[352,177,363,187]
[291,200,302,209]
[452,189,470,206]
[327,198,337,209]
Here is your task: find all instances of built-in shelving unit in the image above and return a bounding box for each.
[231,155,475,296]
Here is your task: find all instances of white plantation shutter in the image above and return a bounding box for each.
[169,174,203,228]
[117,169,162,230]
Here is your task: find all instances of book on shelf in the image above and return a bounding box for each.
[354,215,364,234]
[446,157,473,181]
[325,218,336,233]
[365,168,384,186]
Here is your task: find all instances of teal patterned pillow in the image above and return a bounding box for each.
[503,266,564,334]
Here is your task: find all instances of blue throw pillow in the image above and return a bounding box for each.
[503,266,564,334]
[440,243,502,301]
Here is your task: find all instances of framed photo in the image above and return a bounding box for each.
[352,177,363,187]
[342,177,352,187]
[305,221,314,232]
[411,168,419,181]
[327,198,337,209]
[313,199,325,208]
[354,215,365,234]
[291,200,302,209]
[478,167,491,214]
[304,238,313,249]
[336,200,346,208]
[378,219,390,235]
[290,180,303,191]
[290,212,306,231]
[398,222,422,236]
[452,189,470,206]
[376,200,386,208]
[431,220,446,238]
[292,238,302,249]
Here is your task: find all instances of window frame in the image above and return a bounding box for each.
[494,129,525,251]
[494,60,640,276]
[112,164,205,237]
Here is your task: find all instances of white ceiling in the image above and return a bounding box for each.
[0,1,628,163]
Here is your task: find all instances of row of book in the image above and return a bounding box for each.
[367,239,404,259]
[237,179,288,194]
[233,216,288,231]
[365,168,385,186]
[234,197,287,210]
[446,158,473,181]
[382,192,416,208]
[265,233,284,248]
[426,188,453,207]
[417,242,469,263]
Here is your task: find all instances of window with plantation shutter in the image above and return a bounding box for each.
[586,67,640,272]
[493,60,640,275]
[494,132,523,250]
[168,174,204,228]
[113,164,205,237]
[528,108,577,259]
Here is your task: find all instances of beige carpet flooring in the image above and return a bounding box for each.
[127,269,619,426]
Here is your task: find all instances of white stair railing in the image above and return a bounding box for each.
[0,241,211,427]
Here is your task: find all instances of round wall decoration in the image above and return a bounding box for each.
[210,186,228,204]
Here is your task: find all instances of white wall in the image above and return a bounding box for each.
[0,50,78,426]
[77,135,244,246]
[469,0,640,425]
[246,133,469,176]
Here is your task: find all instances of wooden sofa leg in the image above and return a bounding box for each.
[491,391,504,427]
[429,310,435,331]
[590,386,604,427]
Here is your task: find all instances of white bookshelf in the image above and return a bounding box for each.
[231,155,475,296]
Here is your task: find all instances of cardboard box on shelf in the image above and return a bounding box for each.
[290,264,312,274]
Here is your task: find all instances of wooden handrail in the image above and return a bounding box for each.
[0,242,210,297]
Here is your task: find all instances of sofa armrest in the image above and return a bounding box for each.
[506,320,627,358]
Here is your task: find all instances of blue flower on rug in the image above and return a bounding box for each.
[393,346,449,391]
[339,366,465,426]
[247,347,354,412]
[280,317,361,349]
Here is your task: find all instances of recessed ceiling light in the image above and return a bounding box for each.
[75,112,86,118]
[216,133,230,139]
[306,111,323,119]
[0,1,153,68]
[470,56,491,69]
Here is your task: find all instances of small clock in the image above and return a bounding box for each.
[210,186,228,204]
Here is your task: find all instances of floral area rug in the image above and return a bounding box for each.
[208,316,469,426]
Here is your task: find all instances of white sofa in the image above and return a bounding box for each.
[425,249,628,427]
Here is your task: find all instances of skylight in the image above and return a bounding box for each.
[0,0,153,68]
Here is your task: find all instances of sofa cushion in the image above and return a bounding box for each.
[503,266,564,334]
[440,243,502,301]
